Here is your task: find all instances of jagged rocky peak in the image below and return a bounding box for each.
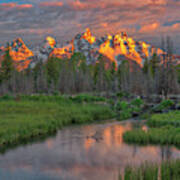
[66,28,165,66]
[0,29,177,71]
[38,36,57,55]
[10,38,24,49]
[31,36,57,66]
[8,38,34,62]
[0,38,34,71]
[44,36,57,49]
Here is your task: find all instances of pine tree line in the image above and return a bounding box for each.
[0,39,179,97]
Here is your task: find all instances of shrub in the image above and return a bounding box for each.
[0,95,14,101]
[130,98,144,114]
[131,98,144,108]
[152,99,174,112]
[116,101,129,111]
[116,99,144,120]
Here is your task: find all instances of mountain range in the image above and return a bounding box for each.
[0,28,179,71]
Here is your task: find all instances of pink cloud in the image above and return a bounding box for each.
[0,3,33,10]
[139,23,160,33]
[17,4,33,9]
[39,1,64,7]
[172,23,180,30]
[69,0,168,11]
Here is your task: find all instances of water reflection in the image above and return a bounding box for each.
[0,121,179,180]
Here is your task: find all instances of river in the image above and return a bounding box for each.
[0,120,179,180]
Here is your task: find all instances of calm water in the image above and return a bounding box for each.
[0,121,179,180]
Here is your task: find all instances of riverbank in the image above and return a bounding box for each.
[0,95,115,150]
[123,111,180,148]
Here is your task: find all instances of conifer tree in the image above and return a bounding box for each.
[46,57,60,85]
[0,45,14,82]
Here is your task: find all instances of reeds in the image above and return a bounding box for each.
[123,127,180,146]
[119,160,180,180]
[123,111,180,147]
[148,111,180,127]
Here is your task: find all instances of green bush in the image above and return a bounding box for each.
[118,109,132,121]
[153,99,174,112]
[116,101,132,120]
[131,98,144,108]
[116,99,144,120]
[116,101,129,111]
[130,98,144,114]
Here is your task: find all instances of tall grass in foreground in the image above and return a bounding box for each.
[0,95,115,149]
[119,160,180,180]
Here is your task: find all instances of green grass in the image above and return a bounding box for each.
[123,111,180,147]
[0,95,115,149]
[119,160,180,180]
[69,93,107,103]
[148,111,180,127]
[123,126,180,146]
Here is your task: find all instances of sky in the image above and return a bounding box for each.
[0,0,180,53]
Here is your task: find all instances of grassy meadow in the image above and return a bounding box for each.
[0,95,115,149]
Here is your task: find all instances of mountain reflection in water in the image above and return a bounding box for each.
[0,121,179,180]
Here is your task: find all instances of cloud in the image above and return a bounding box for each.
[139,23,160,33]
[68,0,168,11]
[0,3,33,10]
[39,1,64,7]
[172,23,180,29]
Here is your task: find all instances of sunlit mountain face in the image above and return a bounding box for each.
[0,28,171,71]
[0,0,179,54]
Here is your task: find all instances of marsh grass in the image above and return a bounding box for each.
[123,126,180,146]
[123,111,180,147]
[0,95,115,150]
[119,160,180,180]
[148,111,180,128]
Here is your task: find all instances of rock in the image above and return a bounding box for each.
[0,28,173,71]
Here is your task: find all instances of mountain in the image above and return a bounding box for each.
[72,28,164,67]
[0,29,179,71]
[0,38,34,71]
